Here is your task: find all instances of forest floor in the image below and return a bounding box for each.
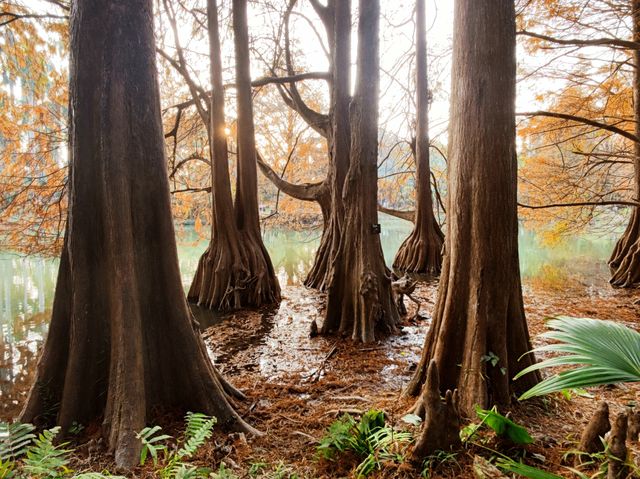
[2,273,639,478]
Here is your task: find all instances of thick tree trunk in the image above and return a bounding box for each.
[188,0,280,310]
[608,0,640,288]
[20,0,254,467]
[393,0,444,276]
[304,0,351,291]
[321,0,400,343]
[404,0,539,414]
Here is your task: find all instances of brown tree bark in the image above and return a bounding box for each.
[321,0,400,342]
[188,0,280,310]
[392,0,444,276]
[404,0,539,414]
[303,0,351,291]
[608,0,640,288]
[20,0,255,467]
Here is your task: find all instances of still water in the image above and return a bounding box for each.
[0,214,618,405]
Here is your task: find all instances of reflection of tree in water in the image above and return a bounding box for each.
[262,228,319,286]
[195,303,280,376]
[0,257,56,419]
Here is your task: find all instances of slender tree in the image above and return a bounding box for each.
[302,0,351,291]
[20,0,254,467]
[254,0,351,291]
[188,0,281,310]
[322,0,400,342]
[392,0,444,275]
[404,0,539,414]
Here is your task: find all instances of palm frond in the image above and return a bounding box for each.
[515,316,640,399]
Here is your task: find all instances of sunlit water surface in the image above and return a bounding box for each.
[0,214,618,403]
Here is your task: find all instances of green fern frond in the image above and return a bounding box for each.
[22,426,72,478]
[136,425,172,466]
[0,422,36,461]
[176,413,216,460]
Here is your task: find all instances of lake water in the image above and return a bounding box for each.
[0,214,618,405]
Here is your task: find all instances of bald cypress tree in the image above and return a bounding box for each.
[21,0,255,466]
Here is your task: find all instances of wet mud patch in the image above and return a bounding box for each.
[201,285,434,387]
[1,278,639,477]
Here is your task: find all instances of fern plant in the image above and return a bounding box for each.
[0,422,36,461]
[137,425,171,466]
[22,427,71,478]
[160,412,216,479]
[515,316,640,399]
[136,412,216,479]
[317,410,413,477]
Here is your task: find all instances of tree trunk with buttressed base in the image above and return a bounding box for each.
[321,0,400,343]
[188,0,280,310]
[403,0,540,414]
[393,0,444,276]
[20,0,257,468]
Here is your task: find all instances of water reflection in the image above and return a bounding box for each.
[0,216,620,415]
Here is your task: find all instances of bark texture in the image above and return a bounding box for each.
[300,0,351,291]
[607,412,629,479]
[608,0,640,288]
[21,0,254,467]
[321,0,400,342]
[255,0,349,292]
[576,401,610,465]
[404,0,539,414]
[410,361,461,461]
[188,0,280,310]
[392,0,444,276]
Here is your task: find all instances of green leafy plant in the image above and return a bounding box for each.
[495,457,562,479]
[175,412,216,460]
[160,412,216,479]
[72,473,126,479]
[0,422,36,460]
[210,463,238,479]
[316,410,412,477]
[137,425,171,466]
[0,458,15,479]
[22,427,71,478]
[474,406,533,444]
[515,316,640,399]
[420,450,459,478]
[135,412,216,478]
[248,461,268,477]
[0,421,124,479]
[316,414,356,459]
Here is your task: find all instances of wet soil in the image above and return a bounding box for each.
[1,275,639,478]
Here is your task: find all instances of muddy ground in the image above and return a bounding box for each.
[1,273,639,478]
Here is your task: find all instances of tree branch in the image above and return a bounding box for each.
[518,111,640,143]
[518,200,639,209]
[378,204,415,222]
[518,30,640,50]
[257,152,324,201]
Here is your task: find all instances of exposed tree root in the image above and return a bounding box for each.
[393,218,444,276]
[410,360,461,462]
[189,231,280,311]
[575,401,610,465]
[607,411,629,479]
